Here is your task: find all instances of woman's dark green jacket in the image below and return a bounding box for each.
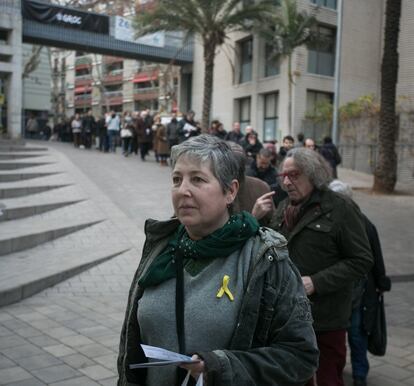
[117,218,319,385]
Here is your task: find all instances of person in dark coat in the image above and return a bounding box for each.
[136,110,153,161]
[268,148,373,386]
[177,110,200,142]
[319,136,342,178]
[225,121,244,144]
[166,112,180,149]
[82,110,96,149]
[329,180,391,386]
[246,148,287,207]
[278,135,294,162]
[243,131,263,161]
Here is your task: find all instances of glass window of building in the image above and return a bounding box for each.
[263,93,279,141]
[239,38,253,83]
[264,43,280,77]
[308,26,336,76]
[306,90,334,114]
[310,0,337,10]
[237,97,251,130]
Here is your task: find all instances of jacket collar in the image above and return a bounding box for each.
[284,188,334,241]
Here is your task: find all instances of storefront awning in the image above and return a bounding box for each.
[133,72,158,83]
[74,86,92,94]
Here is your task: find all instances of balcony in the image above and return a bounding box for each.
[103,69,123,85]
[74,94,92,106]
[74,74,93,87]
[133,87,159,101]
[104,91,123,105]
[103,56,124,65]
[75,56,92,70]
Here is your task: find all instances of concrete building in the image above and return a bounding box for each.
[0,0,22,139]
[189,0,413,143]
[52,51,180,119]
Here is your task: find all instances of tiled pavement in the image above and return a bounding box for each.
[0,141,413,385]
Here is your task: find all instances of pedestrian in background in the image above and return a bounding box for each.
[226,121,244,144]
[107,111,120,153]
[136,110,153,161]
[25,114,39,139]
[82,110,96,149]
[166,112,180,150]
[71,113,82,148]
[155,118,169,166]
[121,111,134,157]
[319,136,342,178]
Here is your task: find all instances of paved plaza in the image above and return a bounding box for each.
[0,141,413,385]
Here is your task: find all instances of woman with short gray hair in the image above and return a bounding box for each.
[118,134,318,386]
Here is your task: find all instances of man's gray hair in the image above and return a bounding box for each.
[282,148,333,189]
[170,134,239,192]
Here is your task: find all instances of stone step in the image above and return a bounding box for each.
[0,162,52,170]
[0,153,46,160]
[0,172,61,183]
[0,219,103,256]
[0,244,130,307]
[0,184,71,199]
[0,146,48,152]
[0,199,84,221]
[0,139,26,146]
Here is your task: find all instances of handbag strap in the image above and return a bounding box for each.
[175,250,186,354]
[175,251,191,385]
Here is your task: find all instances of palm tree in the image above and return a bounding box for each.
[373,0,402,193]
[133,0,273,131]
[258,0,318,134]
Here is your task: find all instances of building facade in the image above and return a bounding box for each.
[189,0,414,143]
[52,50,180,120]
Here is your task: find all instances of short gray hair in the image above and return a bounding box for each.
[170,134,239,192]
[282,148,333,189]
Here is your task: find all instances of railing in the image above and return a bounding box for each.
[338,143,414,184]
[104,91,123,97]
[75,74,93,80]
[133,86,159,93]
[75,57,92,66]
[74,94,92,101]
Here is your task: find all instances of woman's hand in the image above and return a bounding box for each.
[180,354,205,380]
[252,191,275,220]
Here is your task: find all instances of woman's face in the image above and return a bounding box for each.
[172,156,238,240]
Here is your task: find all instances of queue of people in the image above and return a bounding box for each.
[113,121,389,386]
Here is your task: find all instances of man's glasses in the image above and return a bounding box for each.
[277,171,301,182]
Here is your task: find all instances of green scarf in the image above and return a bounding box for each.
[138,211,259,288]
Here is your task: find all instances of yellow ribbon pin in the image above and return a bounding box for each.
[216,275,234,301]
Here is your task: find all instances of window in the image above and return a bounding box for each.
[237,97,251,131]
[263,93,279,141]
[239,38,253,83]
[306,90,334,115]
[308,26,336,76]
[310,0,337,9]
[264,43,280,77]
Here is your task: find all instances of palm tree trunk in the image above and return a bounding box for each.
[287,54,293,135]
[201,41,216,133]
[373,0,402,193]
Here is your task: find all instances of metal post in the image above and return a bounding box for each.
[332,0,343,145]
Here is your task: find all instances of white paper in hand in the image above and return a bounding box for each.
[129,344,200,369]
